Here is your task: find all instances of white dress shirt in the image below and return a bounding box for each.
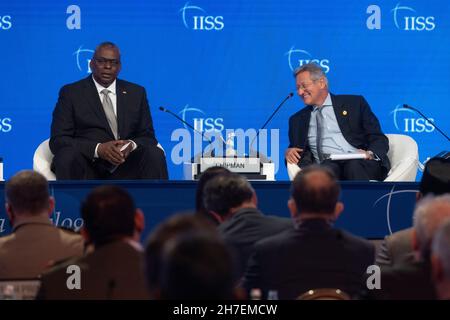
[92,76,136,158]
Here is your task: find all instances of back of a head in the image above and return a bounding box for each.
[202,173,254,217]
[291,165,340,215]
[5,170,50,214]
[81,185,135,246]
[160,232,234,300]
[420,157,450,196]
[195,166,231,213]
[432,219,450,280]
[144,213,216,295]
[414,194,450,259]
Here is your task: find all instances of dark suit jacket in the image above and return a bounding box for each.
[218,207,293,278]
[243,219,375,299]
[37,240,150,299]
[288,94,390,172]
[50,76,158,160]
[372,259,436,300]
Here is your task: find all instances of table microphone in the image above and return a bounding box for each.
[159,106,214,144]
[403,104,450,142]
[159,106,227,159]
[250,92,294,153]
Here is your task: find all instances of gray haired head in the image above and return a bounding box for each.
[432,218,450,279]
[413,194,450,259]
[293,62,326,80]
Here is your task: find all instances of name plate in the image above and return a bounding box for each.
[200,157,261,173]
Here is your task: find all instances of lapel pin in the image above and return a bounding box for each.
[342,110,348,116]
[122,90,127,94]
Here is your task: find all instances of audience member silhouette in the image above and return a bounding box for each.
[203,173,292,278]
[431,217,450,300]
[195,166,230,225]
[144,213,216,299]
[243,166,375,299]
[0,170,83,279]
[376,157,450,267]
[375,195,450,299]
[37,185,149,299]
[159,232,237,300]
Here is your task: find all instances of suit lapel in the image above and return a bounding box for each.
[300,107,312,147]
[331,94,348,135]
[116,80,126,140]
[84,76,116,139]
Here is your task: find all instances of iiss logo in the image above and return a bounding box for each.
[373,185,418,234]
[0,117,12,133]
[390,104,434,133]
[178,104,224,133]
[285,47,330,73]
[73,45,94,74]
[0,15,12,30]
[391,2,435,31]
[179,2,224,31]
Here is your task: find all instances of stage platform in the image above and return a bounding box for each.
[0,181,419,240]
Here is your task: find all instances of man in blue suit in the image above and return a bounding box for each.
[285,62,389,180]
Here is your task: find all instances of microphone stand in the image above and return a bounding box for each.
[249,93,294,159]
[159,106,224,160]
[403,104,450,142]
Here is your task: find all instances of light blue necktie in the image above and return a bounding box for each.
[316,107,324,162]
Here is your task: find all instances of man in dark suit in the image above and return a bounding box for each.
[37,185,150,299]
[203,173,292,278]
[373,195,450,300]
[376,157,450,267]
[285,62,390,180]
[431,219,450,300]
[144,213,217,299]
[195,166,231,226]
[50,41,168,180]
[0,171,84,279]
[159,232,238,300]
[242,166,375,299]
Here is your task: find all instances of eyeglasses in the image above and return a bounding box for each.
[296,80,318,91]
[94,57,120,66]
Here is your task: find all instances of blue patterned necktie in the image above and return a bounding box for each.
[316,107,324,162]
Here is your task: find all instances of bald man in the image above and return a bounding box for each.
[243,166,374,299]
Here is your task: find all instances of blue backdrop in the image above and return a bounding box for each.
[1,0,449,180]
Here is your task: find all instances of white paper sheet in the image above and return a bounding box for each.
[329,153,366,161]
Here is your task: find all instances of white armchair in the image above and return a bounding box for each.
[287,162,301,180]
[32,139,166,181]
[33,139,56,180]
[384,134,418,181]
[286,134,419,181]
